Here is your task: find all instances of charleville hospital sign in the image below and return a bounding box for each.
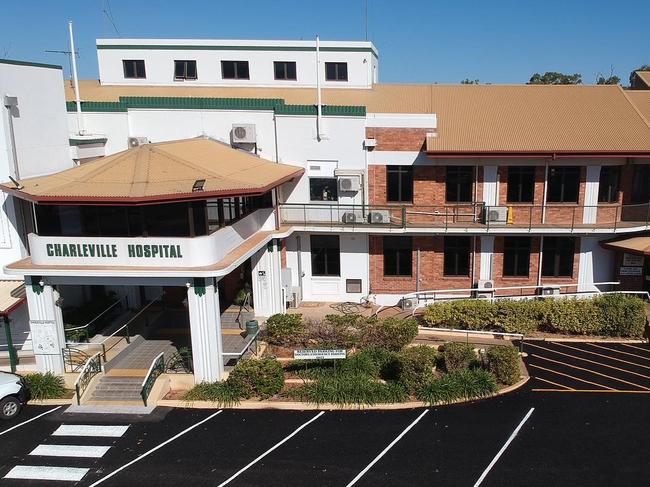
[45,243,184,260]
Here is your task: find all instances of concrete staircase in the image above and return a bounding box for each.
[90,376,145,402]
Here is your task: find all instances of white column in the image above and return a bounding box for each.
[25,279,66,374]
[251,240,284,317]
[479,236,495,281]
[482,165,499,206]
[583,165,601,224]
[187,279,224,383]
[578,237,595,292]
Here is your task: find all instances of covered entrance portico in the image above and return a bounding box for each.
[1,137,303,384]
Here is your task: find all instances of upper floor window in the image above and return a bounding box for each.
[547,166,580,203]
[542,237,575,277]
[309,178,338,202]
[631,165,650,203]
[311,235,340,276]
[174,60,197,80]
[221,60,250,80]
[598,166,620,203]
[507,167,535,203]
[387,166,413,202]
[122,60,146,79]
[325,62,348,81]
[444,236,471,276]
[383,236,412,277]
[274,61,297,80]
[503,236,531,277]
[446,166,474,203]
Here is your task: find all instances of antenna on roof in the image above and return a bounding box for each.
[68,21,85,135]
[44,49,78,86]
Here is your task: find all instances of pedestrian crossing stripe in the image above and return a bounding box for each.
[30,444,111,458]
[5,465,89,481]
[52,424,130,437]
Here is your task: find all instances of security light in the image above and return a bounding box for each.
[192,179,206,192]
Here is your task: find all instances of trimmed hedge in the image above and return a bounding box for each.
[423,295,647,337]
[265,313,305,346]
[228,358,285,399]
[486,346,520,386]
[416,368,498,405]
[358,317,419,351]
[442,342,477,372]
[21,373,66,400]
[395,345,439,393]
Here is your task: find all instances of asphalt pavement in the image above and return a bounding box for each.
[0,341,648,486]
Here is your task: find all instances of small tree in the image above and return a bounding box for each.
[461,78,480,84]
[596,67,620,85]
[528,72,582,85]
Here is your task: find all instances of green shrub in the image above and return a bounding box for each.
[183,381,245,406]
[359,317,418,351]
[395,345,439,394]
[542,298,602,335]
[486,346,520,385]
[354,347,400,380]
[21,373,66,399]
[286,374,407,405]
[423,299,496,330]
[416,368,497,405]
[493,300,545,334]
[304,315,362,349]
[228,358,285,399]
[441,342,477,372]
[265,313,304,346]
[594,294,647,338]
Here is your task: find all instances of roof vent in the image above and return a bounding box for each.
[192,179,206,192]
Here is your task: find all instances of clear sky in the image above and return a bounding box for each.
[1,0,648,85]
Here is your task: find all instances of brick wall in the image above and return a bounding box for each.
[613,251,645,291]
[365,127,431,151]
[369,235,476,294]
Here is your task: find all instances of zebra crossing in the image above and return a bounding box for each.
[4,423,130,482]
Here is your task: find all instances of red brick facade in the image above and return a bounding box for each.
[365,127,431,151]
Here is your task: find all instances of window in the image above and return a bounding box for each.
[444,236,471,276]
[174,60,197,80]
[122,60,146,79]
[503,237,531,277]
[274,61,297,80]
[221,60,249,80]
[547,166,580,203]
[542,237,575,277]
[309,178,338,201]
[383,236,412,277]
[507,167,535,203]
[446,166,474,203]
[311,235,340,276]
[325,62,348,81]
[598,166,620,203]
[387,166,413,202]
[631,165,650,203]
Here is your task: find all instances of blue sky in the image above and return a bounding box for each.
[2,0,648,85]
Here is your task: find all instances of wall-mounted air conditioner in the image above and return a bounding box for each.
[475,279,495,298]
[368,210,391,224]
[540,286,561,296]
[484,206,508,224]
[128,136,149,148]
[342,212,358,224]
[231,124,257,144]
[400,297,418,311]
[338,176,361,192]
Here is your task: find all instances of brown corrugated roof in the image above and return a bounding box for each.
[601,236,650,255]
[67,81,650,155]
[627,91,650,124]
[1,138,303,204]
[634,71,650,89]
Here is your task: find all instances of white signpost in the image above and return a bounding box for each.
[293,349,347,360]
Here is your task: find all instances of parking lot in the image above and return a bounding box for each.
[1,342,649,486]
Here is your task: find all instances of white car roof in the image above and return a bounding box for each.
[0,372,20,385]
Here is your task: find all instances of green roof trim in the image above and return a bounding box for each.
[0,58,63,70]
[66,96,366,117]
[69,138,108,146]
[96,43,379,58]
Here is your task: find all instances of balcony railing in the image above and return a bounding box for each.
[279,202,650,231]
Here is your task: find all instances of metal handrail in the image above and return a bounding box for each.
[64,298,123,333]
[141,352,165,407]
[74,352,102,405]
[222,328,261,358]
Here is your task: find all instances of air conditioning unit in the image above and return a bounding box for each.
[342,212,358,224]
[401,297,418,311]
[338,176,361,192]
[484,206,509,224]
[231,124,257,144]
[475,279,496,298]
[540,285,561,296]
[289,286,302,309]
[368,210,391,224]
[128,136,149,148]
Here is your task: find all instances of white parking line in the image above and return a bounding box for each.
[30,444,111,458]
[53,424,130,437]
[4,465,89,481]
[473,407,535,487]
[216,411,326,487]
[345,409,429,487]
[0,406,61,437]
[87,409,223,487]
